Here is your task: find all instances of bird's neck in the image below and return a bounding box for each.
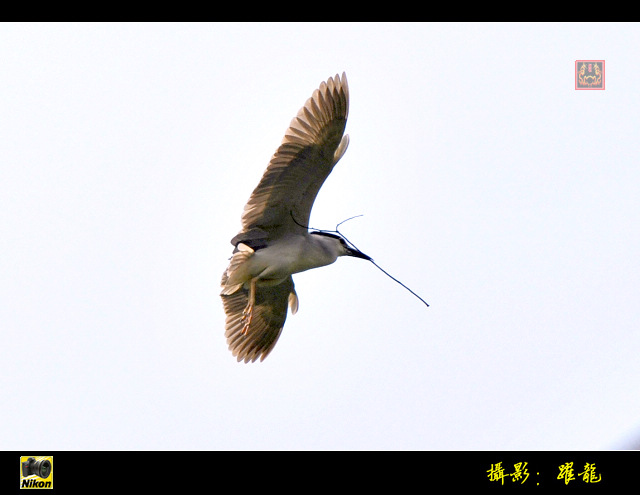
[304,234,340,268]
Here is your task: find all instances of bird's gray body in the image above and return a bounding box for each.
[221,73,369,363]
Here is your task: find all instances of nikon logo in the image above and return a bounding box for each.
[22,479,52,489]
[20,456,53,490]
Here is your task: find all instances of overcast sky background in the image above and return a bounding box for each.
[2,23,640,450]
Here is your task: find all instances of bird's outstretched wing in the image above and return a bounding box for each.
[233,72,350,246]
[221,271,298,363]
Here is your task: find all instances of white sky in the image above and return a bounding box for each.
[2,22,639,450]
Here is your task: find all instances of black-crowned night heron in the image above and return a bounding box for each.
[221,72,371,363]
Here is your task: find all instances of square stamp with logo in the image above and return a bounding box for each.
[575,60,605,90]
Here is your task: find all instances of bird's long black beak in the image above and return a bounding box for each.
[346,247,372,261]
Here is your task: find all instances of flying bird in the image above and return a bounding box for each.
[221,72,371,363]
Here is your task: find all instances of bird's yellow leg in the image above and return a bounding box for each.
[241,278,256,335]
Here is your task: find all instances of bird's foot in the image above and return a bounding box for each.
[241,304,253,335]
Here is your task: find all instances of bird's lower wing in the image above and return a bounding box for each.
[221,275,297,363]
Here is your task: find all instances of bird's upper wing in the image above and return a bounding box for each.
[234,73,350,245]
[222,274,298,363]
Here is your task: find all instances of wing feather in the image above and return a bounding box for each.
[236,73,350,243]
[221,276,297,363]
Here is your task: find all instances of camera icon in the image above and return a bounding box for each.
[21,457,52,479]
